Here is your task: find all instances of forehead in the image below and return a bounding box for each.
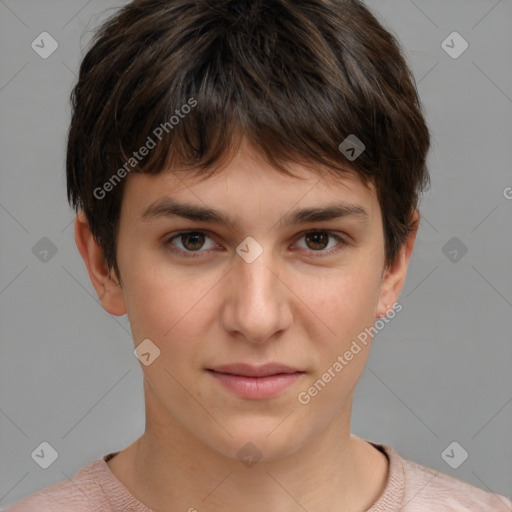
[120,142,379,229]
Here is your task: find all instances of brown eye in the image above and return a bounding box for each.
[165,231,218,257]
[180,232,205,251]
[294,230,347,256]
[304,231,330,251]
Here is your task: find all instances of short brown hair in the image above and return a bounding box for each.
[66,0,431,281]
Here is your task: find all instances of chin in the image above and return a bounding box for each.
[199,419,309,465]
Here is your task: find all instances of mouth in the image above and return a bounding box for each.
[206,363,305,400]
[207,362,304,377]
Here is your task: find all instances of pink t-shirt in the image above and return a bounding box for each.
[3,443,511,511]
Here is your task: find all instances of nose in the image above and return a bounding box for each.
[220,245,293,345]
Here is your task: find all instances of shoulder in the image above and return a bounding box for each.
[395,449,512,511]
[2,459,111,512]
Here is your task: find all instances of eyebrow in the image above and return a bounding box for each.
[140,197,369,228]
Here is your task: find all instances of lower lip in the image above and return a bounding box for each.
[207,370,304,399]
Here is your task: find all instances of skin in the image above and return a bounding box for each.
[75,137,418,512]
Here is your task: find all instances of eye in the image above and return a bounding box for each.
[293,230,347,256]
[165,230,219,257]
[164,229,347,259]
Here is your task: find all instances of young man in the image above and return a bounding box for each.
[5,0,511,510]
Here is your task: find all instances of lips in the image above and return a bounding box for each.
[207,363,303,377]
[206,363,305,399]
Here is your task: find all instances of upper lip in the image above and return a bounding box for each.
[208,363,304,377]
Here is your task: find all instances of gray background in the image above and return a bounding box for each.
[1,0,511,508]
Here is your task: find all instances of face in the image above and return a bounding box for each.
[78,139,412,463]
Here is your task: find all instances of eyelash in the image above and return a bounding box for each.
[164,229,348,259]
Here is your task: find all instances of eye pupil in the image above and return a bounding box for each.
[182,232,205,251]
[305,232,329,250]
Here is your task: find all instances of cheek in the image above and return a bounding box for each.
[294,263,382,346]
[122,260,221,359]
[294,266,382,414]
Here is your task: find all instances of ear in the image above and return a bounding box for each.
[74,210,127,316]
[376,210,419,318]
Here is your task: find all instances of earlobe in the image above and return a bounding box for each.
[74,210,127,316]
[376,210,419,319]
